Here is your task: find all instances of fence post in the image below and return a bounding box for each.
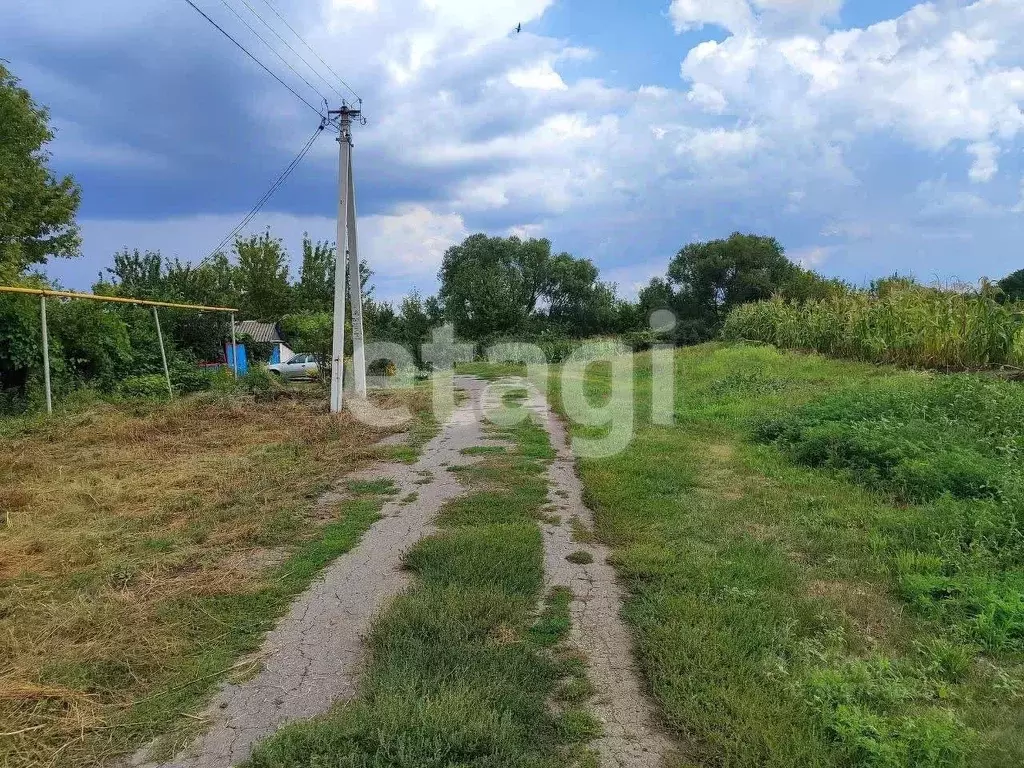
[230,313,239,378]
[152,306,173,398]
[40,296,52,415]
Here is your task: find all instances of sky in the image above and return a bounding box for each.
[4,0,1023,302]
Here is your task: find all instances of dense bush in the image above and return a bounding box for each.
[241,365,275,393]
[169,360,214,394]
[723,279,1024,371]
[119,374,170,400]
[754,373,1024,650]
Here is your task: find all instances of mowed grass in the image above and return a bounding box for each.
[0,387,432,767]
[555,344,1024,767]
[247,418,602,768]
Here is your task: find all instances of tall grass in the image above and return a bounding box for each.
[722,278,1024,371]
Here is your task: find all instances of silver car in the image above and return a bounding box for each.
[267,353,320,381]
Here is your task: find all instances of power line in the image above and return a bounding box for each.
[256,0,362,104]
[200,121,326,265]
[233,0,346,101]
[183,0,324,117]
[216,0,328,105]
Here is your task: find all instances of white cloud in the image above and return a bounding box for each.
[680,0,1024,179]
[670,0,843,34]
[967,141,999,182]
[508,61,568,91]
[670,0,754,35]
[680,126,762,163]
[686,82,727,113]
[13,0,1024,294]
[792,244,831,267]
[329,0,377,12]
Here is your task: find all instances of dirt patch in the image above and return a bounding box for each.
[806,579,902,647]
[707,443,735,461]
[220,548,290,578]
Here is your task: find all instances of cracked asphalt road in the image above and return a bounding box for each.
[136,376,674,768]
[506,381,676,768]
[135,378,494,768]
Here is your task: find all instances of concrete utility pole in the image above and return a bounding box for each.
[329,103,367,413]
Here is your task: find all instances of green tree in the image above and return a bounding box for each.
[235,231,293,320]
[99,249,237,362]
[0,63,80,279]
[544,253,617,337]
[997,269,1024,303]
[279,312,334,374]
[296,234,335,312]
[49,300,132,389]
[438,234,551,338]
[0,288,42,400]
[664,233,804,340]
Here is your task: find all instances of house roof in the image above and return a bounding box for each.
[235,320,284,344]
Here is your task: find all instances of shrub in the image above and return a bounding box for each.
[119,374,170,400]
[241,365,275,393]
[169,361,213,394]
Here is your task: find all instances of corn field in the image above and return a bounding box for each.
[722,278,1024,371]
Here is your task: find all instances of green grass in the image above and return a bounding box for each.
[139,495,385,759]
[247,419,597,768]
[554,344,1023,768]
[455,362,528,380]
[460,445,508,456]
[347,478,399,496]
[565,550,594,565]
[753,374,1024,655]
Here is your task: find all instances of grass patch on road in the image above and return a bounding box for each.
[558,344,1024,768]
[0,387,432,767]
[248,418,598,768]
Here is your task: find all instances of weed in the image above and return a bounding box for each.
[569,516,596,545]
[530,587,573,647]
[346,478,398,497]
[566,550,594,565]
[460,445,507,456]
[248,419,600,767]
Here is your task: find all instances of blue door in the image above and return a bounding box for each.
[225,343,249,375]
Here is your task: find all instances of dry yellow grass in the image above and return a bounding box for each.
[0,387,430,767]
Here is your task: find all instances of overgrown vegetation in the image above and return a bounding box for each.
[247,418,600,768]
[559,344,1023,768]
[0,386,431,767]
[723,277,1024,371]
[754,373,1024,654]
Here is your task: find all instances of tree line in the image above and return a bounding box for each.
[5,59,1024,412]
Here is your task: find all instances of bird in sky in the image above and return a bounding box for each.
[516,23,521,33]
